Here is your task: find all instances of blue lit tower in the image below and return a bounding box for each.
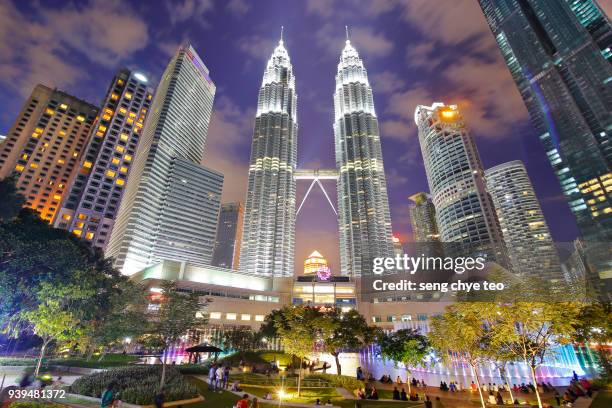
[479,0,612,292]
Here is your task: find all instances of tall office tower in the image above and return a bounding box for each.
[485,160,562,279]
[414,103,507,263]
[54,69,153,249]
[211,202,243,270]
[565,0,611,59]
[334,34,394,276]
[239,34,297,277]
[408,192,440,242]
[392,236,404,257]
[0,85,98,223]
[106,45,222,276]
[479,0,612,288]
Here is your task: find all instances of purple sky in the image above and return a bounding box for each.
[3,0,608,275]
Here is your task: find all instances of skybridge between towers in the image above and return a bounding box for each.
[294,168,339,216]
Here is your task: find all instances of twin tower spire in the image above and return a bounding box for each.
[240,27,394,278]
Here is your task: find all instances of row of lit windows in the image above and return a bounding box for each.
[208,312,266,322]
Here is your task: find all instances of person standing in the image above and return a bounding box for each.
[215,365,224,391]
[208,364,216,390]
[223,366,230,389]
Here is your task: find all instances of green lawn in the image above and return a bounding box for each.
[0,354,140,369]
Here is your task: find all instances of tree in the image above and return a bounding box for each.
[147,281,208,389]
[20,283,92,376]
[429,304,493,408]
[486,301,580,408]
[379,328,431,393]
[224,326,262,356]
[0,175,25,222]
[272,305,333,396]
[573,301,612,379]
[323,308,379,375]
[80,281,148,360]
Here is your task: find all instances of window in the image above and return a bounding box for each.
[209,312,221,319]
[255,315,265,322]
[241,314,251,321]
[226,313,237,320]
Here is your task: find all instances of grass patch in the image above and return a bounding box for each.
[50,354,139,368]
[217,350,293,367]
[0,358,37,366]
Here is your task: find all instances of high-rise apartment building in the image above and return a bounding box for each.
[479,0,611,288]
[335,34,394,276]
[212,202,243,270]
[239,34,297,277]
[414,103,506,263]
[0,85,98,223]
[485,160,562,279]
[54,69,153,249]
[408,192,439,243]
[106,45,222,276]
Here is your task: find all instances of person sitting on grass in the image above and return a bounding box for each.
[393,387,400,400]
[368,387,379,400]
[315,399,322,405]
[324,399,333,406]
[100,382,118,408]
[396,376,402,384]
[357,389,366,399]
[235,394,249,408]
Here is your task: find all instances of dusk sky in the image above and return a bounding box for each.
[2,0,610,274]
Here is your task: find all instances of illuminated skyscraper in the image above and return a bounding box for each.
[335,32,394,276]
[55,69,153,249]
[415,103,506,263]
[0,85,98,223]
[212,202,243,270]
[479,0,611,290]
[106,45,222,275]
[485,160,562,279]
[239,32,297,277]
[408,192,439,243]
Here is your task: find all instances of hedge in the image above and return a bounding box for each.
[69,365,198,405]
[305,373,365,391]
[9,402,63,408]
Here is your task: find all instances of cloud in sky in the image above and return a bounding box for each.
[202,95,254,203]
[0,0,149,97]
[227,0,251,17]
[166,0,214,25]
[315,23,394,59]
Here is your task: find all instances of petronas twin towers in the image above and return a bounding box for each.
[240,31,394,277]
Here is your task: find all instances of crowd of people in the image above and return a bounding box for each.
[207,363,231,392]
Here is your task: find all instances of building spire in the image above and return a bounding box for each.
[345,25,350,43]
[280,25,284,45]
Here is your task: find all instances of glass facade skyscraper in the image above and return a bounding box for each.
[55,69,153,249]
[239,35,297,277]
[415,103,507,264]
[479,0,611,288]
[106,45,222,276]
[485,160,562,280]
[408,192,439,243]
[335,36,394,276]
[212,202,243,270]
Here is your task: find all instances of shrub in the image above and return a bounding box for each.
[0,358,37,366]
[9,402,63,408]
[69,365,198,405]
[176,364,209,375]
[305,373,365,391]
